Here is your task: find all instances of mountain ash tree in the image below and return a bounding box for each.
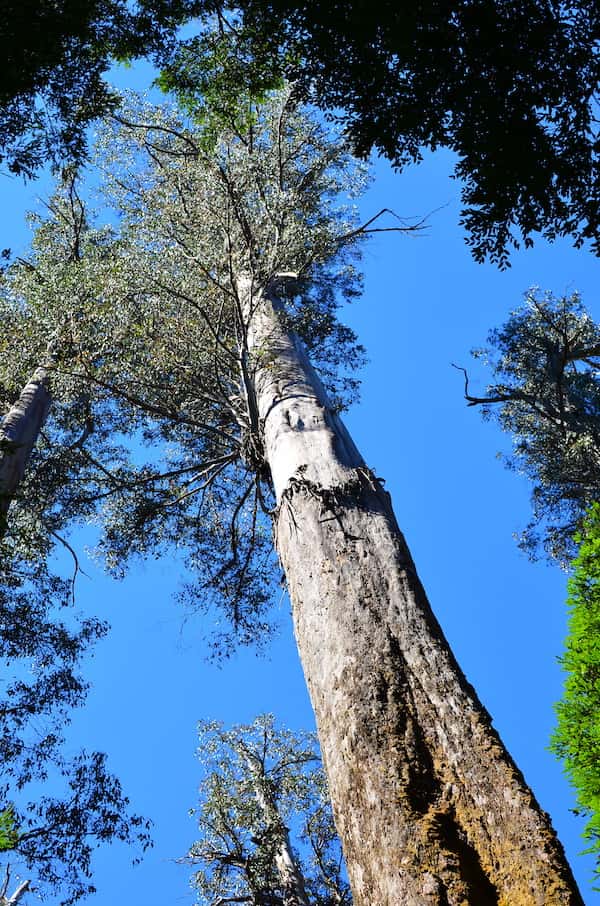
[19,89,585,904]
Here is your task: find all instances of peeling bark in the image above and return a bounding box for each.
[0,366,52,533]
[247,284,583,906]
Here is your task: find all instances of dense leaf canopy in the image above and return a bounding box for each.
[0,0,201,175]
[551,504,600,885]
[2,1,598,262]
[165,0,599,264]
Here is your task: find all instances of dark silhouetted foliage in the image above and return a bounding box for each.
[164,0,599,264]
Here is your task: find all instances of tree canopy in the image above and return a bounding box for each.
[461,291,600,562]
[0,0,202,176]
[464,291,600,879]
[187,716,351,906]
[164,0,600,264]
[1,87,370,656]
[1,1,598,263]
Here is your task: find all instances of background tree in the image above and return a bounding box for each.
[0,185,160,904]
[458,290,600,563]
[162,0,600,264]
[187,716,351,906]
[20,87,584,902]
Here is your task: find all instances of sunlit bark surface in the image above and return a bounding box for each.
[0,366,51,529]
[249,286,583,906]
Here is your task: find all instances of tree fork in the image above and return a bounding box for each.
[247,281,583,905]
[241,744,311,906]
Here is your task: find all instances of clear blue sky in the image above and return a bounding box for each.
[1,63,599,905]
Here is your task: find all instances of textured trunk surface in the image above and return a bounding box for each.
[248,287,583,906]
[0,366,51,528]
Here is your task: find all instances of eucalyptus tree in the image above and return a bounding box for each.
[29,89,585,903]
[0,190,157,904]
[187,716,351,906]
[458,291,600,563]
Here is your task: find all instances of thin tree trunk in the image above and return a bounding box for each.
[241,746,311,906]
[0,872,31,906]
[0,365,52,533]
[5,880,30,906]
[247,281,583,906]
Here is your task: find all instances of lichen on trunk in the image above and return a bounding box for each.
[247,282,583,906]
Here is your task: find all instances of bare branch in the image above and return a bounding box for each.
[110,113,200,157]
[49,530,90,603]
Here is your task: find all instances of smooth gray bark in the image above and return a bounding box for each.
[0,366,51,531]
[0,876,31,906]
[247,284,583,906]
[5,880,30,906]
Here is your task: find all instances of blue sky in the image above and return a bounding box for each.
[1,66,599,905]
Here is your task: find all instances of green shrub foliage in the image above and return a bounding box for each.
[551,503,600,883]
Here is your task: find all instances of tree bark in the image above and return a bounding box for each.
[0,365,52,532]
[247,282,584,906]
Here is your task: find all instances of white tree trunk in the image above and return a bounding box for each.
[247,282,583,906]
[241,746,311,906]
[0,366,51,530]
[5,880,30,906]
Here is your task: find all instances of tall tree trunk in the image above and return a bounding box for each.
[0,365,51,533]
[241,745,311,906]
[247,282,583,906]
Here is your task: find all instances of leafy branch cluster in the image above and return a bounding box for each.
[464,291,600,562]
[551,503,600,886]
[0,88,379,657]
[187,716,352,906]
